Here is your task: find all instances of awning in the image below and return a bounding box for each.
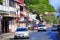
[17,0,25,6]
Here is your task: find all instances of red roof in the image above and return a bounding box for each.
[17,0,25,6]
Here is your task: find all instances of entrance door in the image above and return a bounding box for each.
[2,17,9,33]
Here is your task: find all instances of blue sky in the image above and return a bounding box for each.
[49,0,60,16]
[49,0,60,9]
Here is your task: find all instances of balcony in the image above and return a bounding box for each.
[0,5,16,14]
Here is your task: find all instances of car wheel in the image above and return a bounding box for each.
[42,29,46,31]
[38,30,40,32]
[38,29,46,32]
[26,37,29,39]
[14,36,18,39]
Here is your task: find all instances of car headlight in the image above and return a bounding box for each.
[44,27,47,29]
[15,33,19,36]
[24,33,29,36]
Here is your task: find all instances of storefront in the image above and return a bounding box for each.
[1,16,14,33]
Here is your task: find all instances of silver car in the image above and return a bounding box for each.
[14,27,29,39]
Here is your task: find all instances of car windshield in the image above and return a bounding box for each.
[38,24,45,27]
[16,28,28,31]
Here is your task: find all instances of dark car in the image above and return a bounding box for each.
[34,24,39,30]
[52,24,58,31]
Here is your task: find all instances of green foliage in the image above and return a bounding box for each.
[25,0,56,24]
[25,0,55,14]
[43,14,58,24]
[0,0,3,4]
[28,5,38,12]
[25,0,39,5]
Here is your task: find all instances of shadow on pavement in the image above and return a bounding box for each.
[9,38,29,40]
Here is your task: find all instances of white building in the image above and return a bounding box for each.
[0,0,20,33]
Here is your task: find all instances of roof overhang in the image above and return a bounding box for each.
[17,0,25,6]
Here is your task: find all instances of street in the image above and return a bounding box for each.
[0,25,59,40]
[2,31,59,40]
[10,31,58,40]
[0,0,60,40]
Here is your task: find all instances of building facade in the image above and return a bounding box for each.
[0,0,20,33]
[0,0,35,33]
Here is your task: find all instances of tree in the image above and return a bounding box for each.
[0,0,3,4]
[25,0,56,24]
[42,13,58,24]
[25,0,55,14]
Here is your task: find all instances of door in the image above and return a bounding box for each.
[2,17,9,33]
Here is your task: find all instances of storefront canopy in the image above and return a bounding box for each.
[17,0,25,6]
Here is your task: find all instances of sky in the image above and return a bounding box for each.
[49,0,60,9]
[49,0,60,16]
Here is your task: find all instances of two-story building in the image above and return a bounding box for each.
[0,0,20,33]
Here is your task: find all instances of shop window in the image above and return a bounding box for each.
[9,0,16,7]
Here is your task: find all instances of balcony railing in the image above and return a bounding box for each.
[0,5,16,14]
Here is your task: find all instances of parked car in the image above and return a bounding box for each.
[52,24,58,31]
[34,24,47,32]
[38,24,47,31]
[14,27,29,39]
[34,24,39,32]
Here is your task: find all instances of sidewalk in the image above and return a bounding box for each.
[0,33,14,40]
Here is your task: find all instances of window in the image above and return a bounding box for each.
[20,6,23,11]
[9,0,16,7]
[16,28,28,31]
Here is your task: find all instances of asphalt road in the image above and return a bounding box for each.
[9,31,59,40]
[9,38,29,40]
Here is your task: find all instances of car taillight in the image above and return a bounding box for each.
[34,27,38,30]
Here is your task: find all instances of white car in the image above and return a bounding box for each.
[38,24,47,31]
[14,27,29,39]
